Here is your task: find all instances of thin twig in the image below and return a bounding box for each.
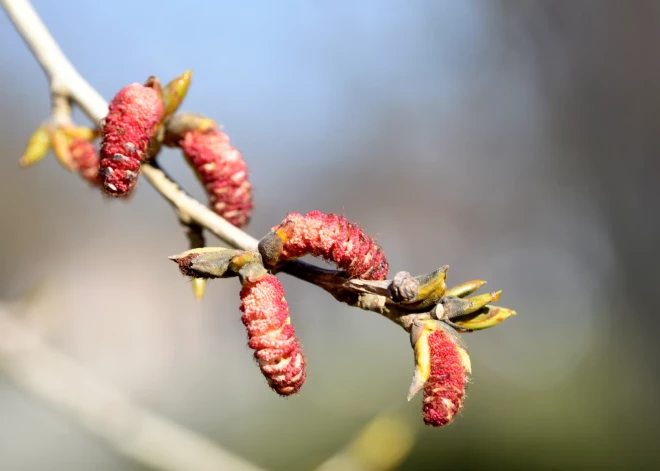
[141,163,260,251]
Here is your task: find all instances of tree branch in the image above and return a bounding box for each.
[2,0,413,328]
[2,0,514,443]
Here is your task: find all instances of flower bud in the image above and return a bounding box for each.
[179,127,253,227]
[452,305,517,331]
[99,83,163,196]
[423,326,470,427]
[395,267,448,309]
[240,274,306,395]
[52,128,74,170]
[162,70,192,120]
[68,137,100,186]
[461,290,502,315]
[19,126,51,167]
[445,279,487,298]
[191,277,207,302]
[259,211,389,280]
[408,320,471,427]
[169,247,244,278]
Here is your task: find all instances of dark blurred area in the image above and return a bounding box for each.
[1,1,659,470]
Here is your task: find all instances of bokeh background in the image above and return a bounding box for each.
[1,1,659,470]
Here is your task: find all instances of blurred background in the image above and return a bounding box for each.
[1,0,659,469]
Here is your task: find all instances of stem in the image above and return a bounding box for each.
[141,163,259,251]
[2,0,107,120]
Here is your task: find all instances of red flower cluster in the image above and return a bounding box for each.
[422,329,469,427]
[69,137,100,186]
[261,211,389,280]
[239,274,306,395]
[179,127,253,227]
[99,83,163,196]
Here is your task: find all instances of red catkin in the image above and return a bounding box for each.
[239,274,306,395]
[180,128,253,227]
[422,330,469,427]
[267,211,389,280]
[69,137,100,186]
[99,83,163,196]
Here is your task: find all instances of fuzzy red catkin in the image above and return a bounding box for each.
[270,211,389,280]
[69,137,100,186]
[99,83,163,196]
[239,274,306,395]
[180,129,253,227]
[422,330,469,427]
